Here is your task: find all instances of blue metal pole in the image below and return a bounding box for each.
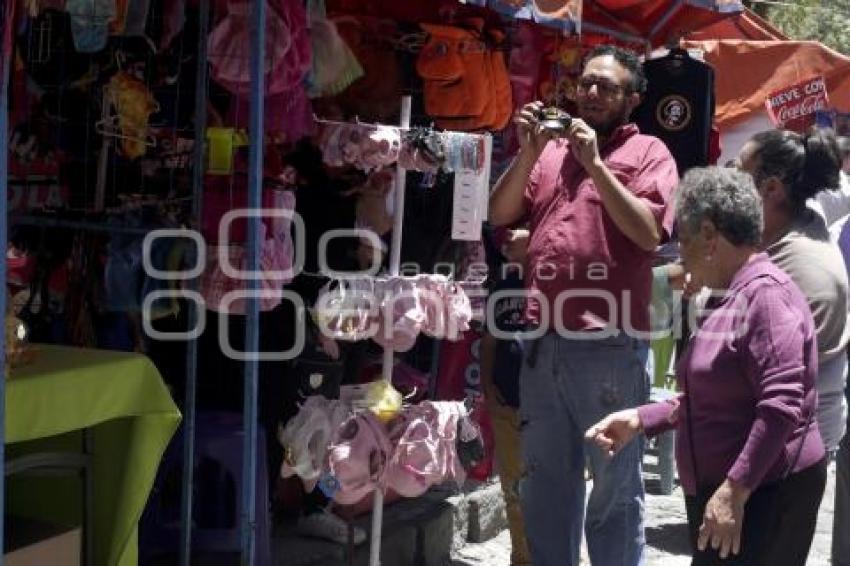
[0,4,14,566]
[179,0,211,563]
[0,2,12,563]
[242,0,265,563]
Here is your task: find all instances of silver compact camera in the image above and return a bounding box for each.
[537,107,572,136]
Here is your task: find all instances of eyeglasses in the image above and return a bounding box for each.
[576,77,628,98]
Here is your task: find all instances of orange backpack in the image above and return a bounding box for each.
[417,21,513,132]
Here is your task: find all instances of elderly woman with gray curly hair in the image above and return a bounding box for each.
[586,166,826,566]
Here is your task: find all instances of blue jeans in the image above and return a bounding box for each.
[519,333,649,566]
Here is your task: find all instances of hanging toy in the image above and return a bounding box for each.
[97,71,159,160]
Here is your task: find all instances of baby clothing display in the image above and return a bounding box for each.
[279,394,484,506]
[198,143,299,315]
[306,0,364,98]
[208,0,314,139]
[317,121,487,175]
[313,275,473,351]
[278,396,350,492]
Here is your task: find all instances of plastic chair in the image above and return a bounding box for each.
[5,430,94,566]
[140,411,272,565]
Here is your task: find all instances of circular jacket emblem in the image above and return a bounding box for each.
[656,95,692,132]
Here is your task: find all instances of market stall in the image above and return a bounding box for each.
[0,1,743,565]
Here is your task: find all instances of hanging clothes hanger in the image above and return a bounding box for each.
[95,50,159,148]
[28,9,55,65]
[95,114,157,147]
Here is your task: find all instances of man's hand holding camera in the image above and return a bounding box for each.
[566,118,602,172]
[516,101,602,172]
[515,101,555,159]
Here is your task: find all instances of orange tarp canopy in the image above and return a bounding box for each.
[585,0,742,45]
[327,0,742,47]
[682,39,850,126]
[686,7,786,41]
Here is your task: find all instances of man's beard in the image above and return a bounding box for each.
[582,103,631,137]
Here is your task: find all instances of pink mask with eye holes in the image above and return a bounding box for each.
[444,283,472,340]
[433,401,468,485]
[314,278,379,342]
[361,126,401,172]
[418,274,449,339]
[327,410,393,505]
[385,401,467,498]
[372,277,426,353]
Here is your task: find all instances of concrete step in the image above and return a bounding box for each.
[274,480,508,566]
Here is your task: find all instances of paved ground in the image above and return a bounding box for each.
[453,459,838,565]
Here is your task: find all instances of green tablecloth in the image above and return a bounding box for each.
[5,345,182,566]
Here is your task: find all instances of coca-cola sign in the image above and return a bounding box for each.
[765,76,830,131]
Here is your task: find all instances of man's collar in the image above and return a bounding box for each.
[608,122,639,141]
[598,123,639,151]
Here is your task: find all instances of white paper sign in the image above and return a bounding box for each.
[451,134,492,241]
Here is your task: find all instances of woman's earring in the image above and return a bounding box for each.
[705,255,713,263]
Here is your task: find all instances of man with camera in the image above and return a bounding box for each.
[488,45,679,565]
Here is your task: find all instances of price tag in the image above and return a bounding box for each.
[451,134,492,241]
[451,169,482,241]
